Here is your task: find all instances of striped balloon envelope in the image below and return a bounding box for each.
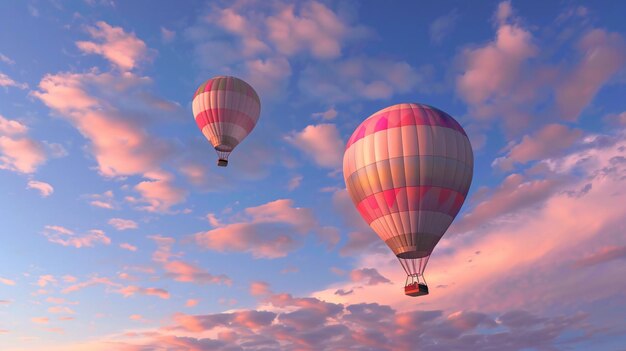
[192,76,261,167]
[343,103,473,296]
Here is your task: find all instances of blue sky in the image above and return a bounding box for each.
[1,1,626,350]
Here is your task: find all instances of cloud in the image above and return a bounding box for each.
[76,21,149,71]
[0,116,48,174]
[160,27,176,43]
[456,11,537,108]
[0,115,28,135]
[287,174,303,191]
[603,111,626,126]
[32,71,172,178]
[185,299,199,307]
[75,294,589,351]
[455,2,626,134]
[0,277,15,286]
[33,69,185,212]
[0,53,14,65]
[27,180,54,197]
[311,106,338,120]
[31,317,49,325]
[48,306,75,314]
[0,136,47,174]
[193,199,318,258]
[37,275,56,287]
[163,260,231,285]
[572,245,626,268]
[86,190,116,209]
[492,124,583,170]
[265,2,368,59]
[128,171,187,213]
[286,123,344,169]
[429,9,460,44]
[0,72,27,89]
[108,218,138,230]
[43,225,111,248]
[555,29,626,120]
[119,243,137,251]
[450,173,563,236]
[117,285,170,299]
[61,276,118,294]
[187,1,373,99]
[299,57,434,102]
[250,281,271,297]
[350,268,391,286]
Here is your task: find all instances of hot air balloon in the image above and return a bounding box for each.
[192,76,261,167]
[343,103,473,297]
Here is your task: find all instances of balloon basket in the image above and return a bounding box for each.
[217,159,228,167]
[404,282,429,297]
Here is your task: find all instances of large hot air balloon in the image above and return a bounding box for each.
[343,103,473,297]
[192,76,261,167]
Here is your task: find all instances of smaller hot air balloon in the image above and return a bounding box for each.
[192,76,261,167]
[343,103,473,297]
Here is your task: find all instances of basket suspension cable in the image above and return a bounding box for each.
[397,257,410,276]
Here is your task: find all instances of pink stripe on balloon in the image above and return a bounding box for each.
[355,186,465,224]
[195,109,256,134]
[345,104,466,150]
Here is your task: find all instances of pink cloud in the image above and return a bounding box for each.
[43,226,110,248]
[129,171,187,213]
[32,68,185,212]
[185,299,199,307]
[119,243,137,251]
[45,297,76,305]
[455,2,626,135]
[163,260,231,285]
[160,27,176,43]
[456,16,537,107]
[26,180,54,197]
[31,317,49,324]
[0,115,28,135]
[37,275,56,287]
[87,190,116,209]
[32,71,172,176]
[299,57,432,102]
[0,53,14,65]
[493,124,583,171]
[311,106,338,120]
[450,173,562,235]
[117,286,170,299]
[62,276,118,294]
[0,72,27,89]
[148,235,177,263]
[266,2,368,59]
[108,218,138,230]
[0,277,15,286]
[286,124,343,168]
[0,136,46,174]
[193,199,317,258]
[286,174,303,191]
[48,306,75,314]
[250,281,271,296]
[76,21,149,71]
[555,29,626,120]
[572,245,626,268]
[350,268,391,286]
[429,9,459,44]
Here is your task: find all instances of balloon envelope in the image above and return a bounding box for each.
[343,103,473,265]
[192,76,261,166]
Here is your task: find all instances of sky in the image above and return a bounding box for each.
[1,0,626,350]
